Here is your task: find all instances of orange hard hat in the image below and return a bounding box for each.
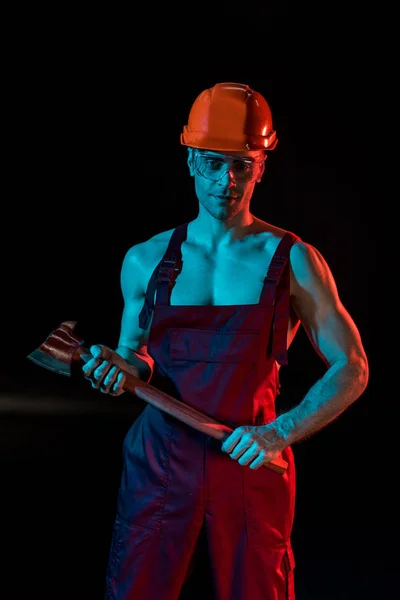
[180,82,278,152]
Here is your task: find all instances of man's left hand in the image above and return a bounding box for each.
[221,422,287,470]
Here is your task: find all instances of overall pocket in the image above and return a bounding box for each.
[106,514,153,598]
[169,328,260,364]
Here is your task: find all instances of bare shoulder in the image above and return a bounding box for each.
[289,239,337,295]
[288,237,350,338]
[118,226,180,302]
[122,227,177,274]
[252,216,287,238]
[251,216,300,254]
[252,222,320,291]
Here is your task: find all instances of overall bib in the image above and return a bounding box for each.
[106,223,300,600]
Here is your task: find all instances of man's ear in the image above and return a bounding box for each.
[187,148,195,177]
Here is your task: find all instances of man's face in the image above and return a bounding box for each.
[188,148,265,221]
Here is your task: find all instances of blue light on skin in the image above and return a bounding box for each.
[187,148,266,224]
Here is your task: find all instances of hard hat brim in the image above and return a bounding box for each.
[180,130,278,151]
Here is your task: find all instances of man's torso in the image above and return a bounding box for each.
[137,219,301,349]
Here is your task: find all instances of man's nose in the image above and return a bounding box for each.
[218,165,236,185]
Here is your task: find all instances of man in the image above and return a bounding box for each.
[82,82,369,600]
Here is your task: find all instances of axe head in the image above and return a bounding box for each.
[27,320,85,377]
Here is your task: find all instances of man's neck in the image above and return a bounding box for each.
[189,213,256,248]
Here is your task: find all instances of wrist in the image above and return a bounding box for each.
[116,347,152,382]
[274,412,297,445]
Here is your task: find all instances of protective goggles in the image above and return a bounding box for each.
[193,149,265,183]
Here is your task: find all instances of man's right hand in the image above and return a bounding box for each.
[82,344,141,396]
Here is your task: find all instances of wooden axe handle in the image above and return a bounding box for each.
[77,347,288,475]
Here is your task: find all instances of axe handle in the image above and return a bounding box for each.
[76,347,288,475]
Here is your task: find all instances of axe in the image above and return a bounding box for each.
[27,321,288,475]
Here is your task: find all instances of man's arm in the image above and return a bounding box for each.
[114,244,155,382]
[276,241,369,444]
[82,242,156,392]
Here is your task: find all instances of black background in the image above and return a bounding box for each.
[2,5,392,599]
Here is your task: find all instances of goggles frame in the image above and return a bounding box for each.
[193,149,265,183]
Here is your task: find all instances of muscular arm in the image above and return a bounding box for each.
[277,241,369,444]
[82,231,173,393]
[115,245,156,382]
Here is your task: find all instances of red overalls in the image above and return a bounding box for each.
[105,223,300,600]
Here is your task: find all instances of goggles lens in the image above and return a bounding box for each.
[194,150,264,183]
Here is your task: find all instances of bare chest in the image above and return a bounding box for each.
[169,242,274,307]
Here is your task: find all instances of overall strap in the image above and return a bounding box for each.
[261,231,301,365]
[138,223,189,329]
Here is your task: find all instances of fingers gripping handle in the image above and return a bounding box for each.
[75,346,288,475]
